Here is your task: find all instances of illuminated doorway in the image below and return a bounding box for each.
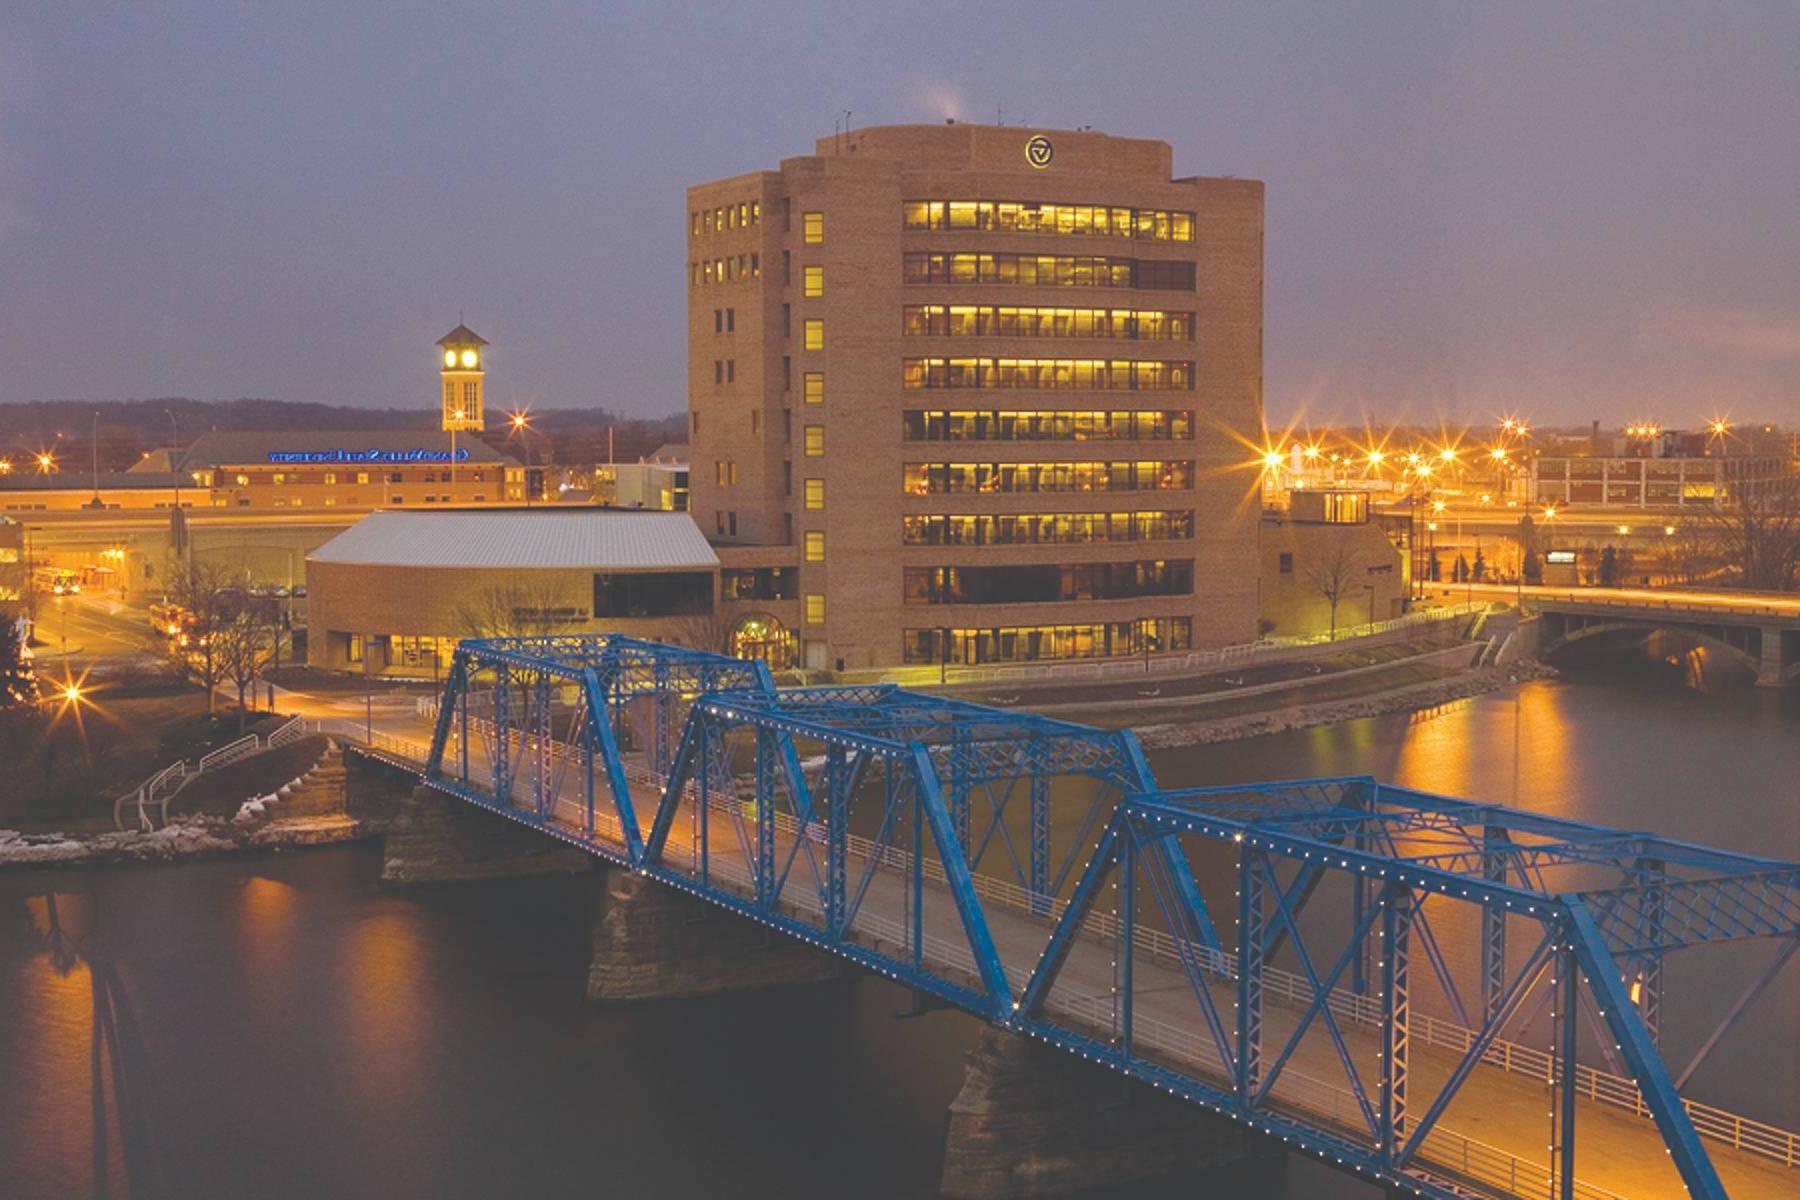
[730,614,795,670]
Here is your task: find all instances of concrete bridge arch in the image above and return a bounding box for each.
[1540,619,1763,677]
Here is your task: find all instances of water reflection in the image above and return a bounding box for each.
[13,887,188,1199]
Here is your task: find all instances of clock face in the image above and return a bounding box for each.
[459,349,479,368]
[443,350,457,367]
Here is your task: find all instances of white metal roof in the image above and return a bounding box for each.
[307,509,719,571]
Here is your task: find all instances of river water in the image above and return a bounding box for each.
[3,651,1795,1199]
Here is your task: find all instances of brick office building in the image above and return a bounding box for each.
[686,123,1264,671]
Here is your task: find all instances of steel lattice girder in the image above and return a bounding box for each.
[1139,777,1800,956]
[700,685,1153,791]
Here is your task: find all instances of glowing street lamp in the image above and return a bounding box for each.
[35,452,56,474]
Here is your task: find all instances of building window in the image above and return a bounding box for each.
[1279,552,1294,575]
[902,409,1193,442]
[593,571,713,617]
[803,425,825,457]
[347,634,364,664]
[234,474,249,486]
[903,304,1194,341]
[902,200,1195,242]
[802,211,824,244]
[721,567,796,600]
[726,359,735,383]
[901,618,1192,665]
[803,265,823,297]
[714,360,723,384]
[726,307,735,332]
[803,319,824,351]
[750,411,761,437]
[901,252,1194,291]
[900,510,1194,546]
[902,358,1193,391]
[805,594,826,625]
[902,460,1194,495]
[804,531,826,562]
[804,478,825,509]
[903,560,1193,605]
[803,372,825,404]
[714,308,722,333]
[728,511,737,536]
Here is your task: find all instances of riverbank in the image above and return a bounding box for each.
[0,738,376,870]
[0,811,370,869]
[1132,659,1558,749]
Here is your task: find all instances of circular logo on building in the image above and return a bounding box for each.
[1024,134,1054,169]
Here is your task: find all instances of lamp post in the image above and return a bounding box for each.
[1363,583,1376,628]
[166,409,182,511]
[510,411,534,505]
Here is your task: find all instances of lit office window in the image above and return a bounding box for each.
[804,478,825,509]
[804,425,825,457]
[803,372,825,404]
[803,266,824,297]
[804,531,826,562]
[802,211,824,244]
[804,319,825,350]
[805,594,826,625]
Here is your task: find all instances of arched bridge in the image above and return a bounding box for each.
[333,634,1797,1200]
[1531,588,1800,686]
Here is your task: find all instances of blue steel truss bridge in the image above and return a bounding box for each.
[320,634,1798,1200]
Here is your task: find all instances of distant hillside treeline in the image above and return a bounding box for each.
[0,399,686,470]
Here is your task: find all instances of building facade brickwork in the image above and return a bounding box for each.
[687,124,1264,671]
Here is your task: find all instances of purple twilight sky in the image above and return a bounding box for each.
[2,2,1796,429]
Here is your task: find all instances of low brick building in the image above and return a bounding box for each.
[305,509,721,676]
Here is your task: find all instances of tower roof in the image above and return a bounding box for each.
[437,324,488,348]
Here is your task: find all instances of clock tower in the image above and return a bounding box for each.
[438,324,487,432]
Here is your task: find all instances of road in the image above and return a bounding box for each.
[28,591,166,670]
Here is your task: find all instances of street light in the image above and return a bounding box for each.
[509,411,536,505]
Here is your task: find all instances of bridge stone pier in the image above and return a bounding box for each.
[942,1029,1262,1199]
[382,784,594,884]
[588,870,841,1001]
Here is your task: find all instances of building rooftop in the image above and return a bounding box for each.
[307,509,718,571]
[179,430,517,468]
[437,324,487,348]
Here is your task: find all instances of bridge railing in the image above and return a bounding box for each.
[1533,590,1799,620]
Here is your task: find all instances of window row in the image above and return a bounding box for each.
[903,304,1193,341]
[904,559,1193,606]
[902,409,1193,442]
[903,460,1194,495]
[691,200,761,236]
[903,252,1194,290]
[721,567,796,601]
[901,510,1194,547]
[902,358,1193,391]
[690,254,762,287]
[903,201,1194,241]
[901,617,1194,666]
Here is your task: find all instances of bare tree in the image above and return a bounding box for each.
[1694,475,1800,592]
[452,581,588,640]
[1304,539,1366,641]
[164,558,238,712]
[214,600,281,732]
[664,611,732,654]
